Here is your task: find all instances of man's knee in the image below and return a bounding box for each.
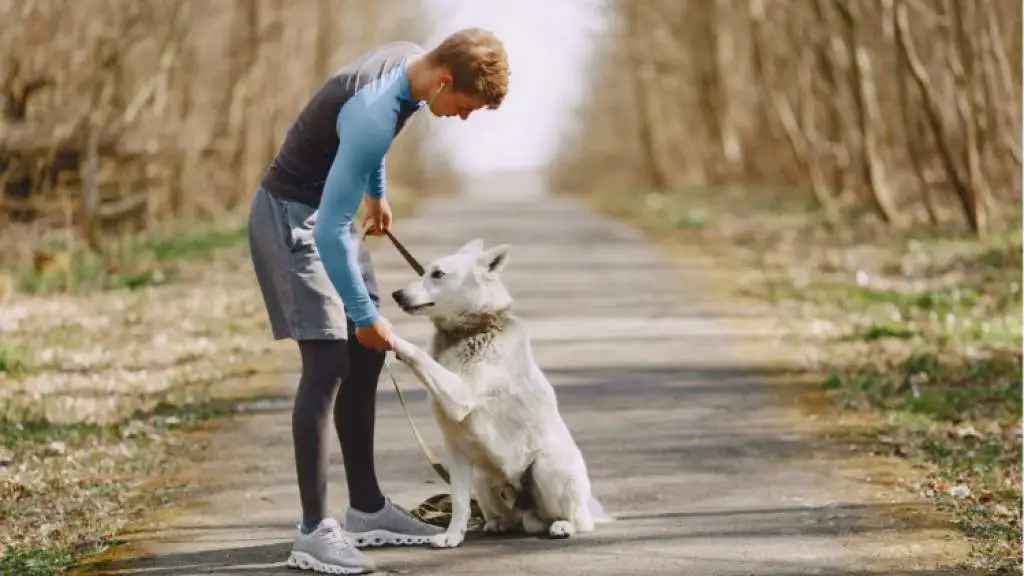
[298,339,350,382]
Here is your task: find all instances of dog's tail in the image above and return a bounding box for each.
[588,495,614,524]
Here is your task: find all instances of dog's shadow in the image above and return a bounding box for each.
[465,529,570,543]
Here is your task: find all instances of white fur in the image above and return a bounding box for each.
[390,238,612,549]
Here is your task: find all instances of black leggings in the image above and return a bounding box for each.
[293,333,386,529]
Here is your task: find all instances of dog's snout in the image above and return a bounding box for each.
[391,289,405,304]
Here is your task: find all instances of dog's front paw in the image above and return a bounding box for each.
[548,520,576,539]
[390,338,413,363]
[392,348,412,365]
[430,531,465,549]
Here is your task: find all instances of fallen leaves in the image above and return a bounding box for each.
[0,238,276,573]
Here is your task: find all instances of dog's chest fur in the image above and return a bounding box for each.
[426,308,539,477]
[428,308,512,368]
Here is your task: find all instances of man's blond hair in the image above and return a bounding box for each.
[426,28,509,109]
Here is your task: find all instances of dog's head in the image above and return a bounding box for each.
[392,238,513,320]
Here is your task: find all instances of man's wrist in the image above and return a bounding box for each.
[352,308,380,328]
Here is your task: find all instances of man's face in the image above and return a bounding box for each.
[428,84,488,120]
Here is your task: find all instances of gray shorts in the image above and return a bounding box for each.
[247,186,379,341]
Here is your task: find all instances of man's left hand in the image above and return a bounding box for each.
[363,195,392,236]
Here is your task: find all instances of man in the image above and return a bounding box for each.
[247,28,508,573]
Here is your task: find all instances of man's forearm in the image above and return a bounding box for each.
[313,155,379,328]
[368,157,386,199]
[313,217,378,327]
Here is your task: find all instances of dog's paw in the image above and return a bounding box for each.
[430,531,465,549]
[548,520,576,539]
[390,339,412,363]
[521,512,547,535]
[483,519,514,535]
[392,348,412,365]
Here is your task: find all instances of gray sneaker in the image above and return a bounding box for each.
[286,518,376,574]
[344,498,443,547]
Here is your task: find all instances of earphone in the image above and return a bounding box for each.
[429,82,446,106]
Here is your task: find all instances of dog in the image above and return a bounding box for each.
[389,238,612,549]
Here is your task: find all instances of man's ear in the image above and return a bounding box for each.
[458,238,484,254]
[477,244,511,278]
[435,68,453,90]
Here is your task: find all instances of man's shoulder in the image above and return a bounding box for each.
[335,41,425,79]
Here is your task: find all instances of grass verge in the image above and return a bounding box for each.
[0,401,232,576]
[1,213,249,296]
[574,184,1022,574]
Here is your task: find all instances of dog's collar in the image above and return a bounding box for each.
[433,307,511,342]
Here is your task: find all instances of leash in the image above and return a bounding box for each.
[381,229,425,276]
[362,226,451,484]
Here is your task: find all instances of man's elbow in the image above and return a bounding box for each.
[312,219,346,256]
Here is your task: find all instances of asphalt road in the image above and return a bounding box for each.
[80,181,968,576]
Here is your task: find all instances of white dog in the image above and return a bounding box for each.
[389,238,612,549]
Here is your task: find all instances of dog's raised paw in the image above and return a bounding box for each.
[548,520,575,539]
[430,531,465,549]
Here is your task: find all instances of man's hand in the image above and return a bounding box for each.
[363,195,392,237]
[355,315,394,351]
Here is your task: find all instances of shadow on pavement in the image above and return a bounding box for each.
[84,502,960,575]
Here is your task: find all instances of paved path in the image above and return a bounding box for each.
[81,179,967,575]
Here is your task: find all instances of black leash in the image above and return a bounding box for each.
[362,226,451,484]
[382,229,425,276]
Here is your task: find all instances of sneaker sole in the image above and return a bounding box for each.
[345,529,437,548]
[286,551,373,574]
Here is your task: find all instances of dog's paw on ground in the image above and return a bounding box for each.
[430,531,465,549]
[483,519,515,534]
[521,512,547,535]
[548,520,575,539]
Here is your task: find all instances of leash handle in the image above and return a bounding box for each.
[362,225,425,276]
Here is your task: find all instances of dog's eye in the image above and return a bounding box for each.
[430,269,446,279]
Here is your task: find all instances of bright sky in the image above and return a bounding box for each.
[421,0,610,175]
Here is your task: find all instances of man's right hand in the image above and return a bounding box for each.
[355,316,394,351]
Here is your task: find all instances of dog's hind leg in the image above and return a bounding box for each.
[520,510,548,535]
[525,451,595,537]
[392,335,475,422]
[431,447,474,549]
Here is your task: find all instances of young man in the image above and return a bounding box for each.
[247,28,508,573]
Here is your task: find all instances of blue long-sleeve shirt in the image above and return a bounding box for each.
[260,42,425,327]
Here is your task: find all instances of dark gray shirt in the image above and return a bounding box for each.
[260,41,425,209]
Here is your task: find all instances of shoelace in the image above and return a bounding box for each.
[318,525,355,549]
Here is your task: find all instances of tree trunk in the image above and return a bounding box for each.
[835,0,900,225]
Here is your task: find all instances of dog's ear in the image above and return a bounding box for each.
[457,238,485,254]
[477,244,511,278]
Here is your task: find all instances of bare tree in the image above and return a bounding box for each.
[549,0,1021,237]
[0,0,457,254]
